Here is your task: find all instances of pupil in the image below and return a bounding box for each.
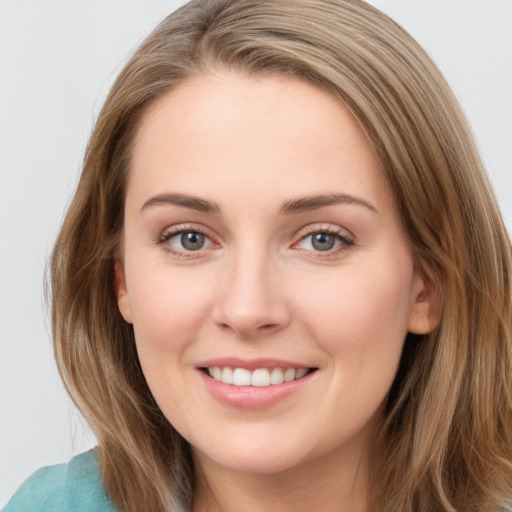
[312,233,335,251]
[181,232,204,250]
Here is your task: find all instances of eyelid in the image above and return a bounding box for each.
[159,222,211,242]
[291,223,355,255]
[293,223,354,241]
[158,223,219,257]
[155,222,354,258]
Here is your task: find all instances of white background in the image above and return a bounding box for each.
[1,0,511,507]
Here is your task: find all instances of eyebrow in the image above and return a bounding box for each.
[279,193,378,215]
[140,192,378,215]
[140,193,221,214]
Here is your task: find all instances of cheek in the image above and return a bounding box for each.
[126,269,215,419]
[127,268,213,356]
[293,261,414,358]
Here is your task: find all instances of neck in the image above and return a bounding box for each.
[191,444,370,512]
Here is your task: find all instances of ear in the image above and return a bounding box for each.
[407,267,441,335]
[114,259,133,324]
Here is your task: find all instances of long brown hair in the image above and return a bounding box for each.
[50,1,512,510]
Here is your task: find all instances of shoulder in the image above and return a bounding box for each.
[3,450,117,512]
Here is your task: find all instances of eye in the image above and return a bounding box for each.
[294,228,354,254]
[308,232,338,251]
[159,227,215,255]
[175,231,206,251]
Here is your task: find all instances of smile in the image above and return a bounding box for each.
[205,367,313,387]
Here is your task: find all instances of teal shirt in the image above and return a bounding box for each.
[4,451,512,512]
[3,450,116,512]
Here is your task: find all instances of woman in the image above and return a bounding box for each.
[5,0,512,511]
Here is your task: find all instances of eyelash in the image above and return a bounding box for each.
[158,224,215,258]
[293,226,355,257]
[157,224,355,258]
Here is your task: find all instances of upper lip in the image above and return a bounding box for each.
[195,357,316,371]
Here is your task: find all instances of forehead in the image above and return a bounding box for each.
[128,71,393,216]
[134,71,375,158]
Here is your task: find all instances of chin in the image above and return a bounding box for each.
[198,448,307,476]
[190,427,327,477]
[159,404,315,475]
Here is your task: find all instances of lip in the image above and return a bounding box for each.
[196,358,317,409]
[195,357,310,370]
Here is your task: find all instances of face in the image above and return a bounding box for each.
[116,71,437,479]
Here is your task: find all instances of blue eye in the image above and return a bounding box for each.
[298,230,353,253]
[310,232,336,251]
[178,231,205,251]
[161,229,212,253]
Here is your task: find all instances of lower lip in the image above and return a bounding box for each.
[198,370,314,409]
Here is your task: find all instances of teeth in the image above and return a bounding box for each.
[284,368,295,382]
[270,368,285,385]
[251,369,270,387]
[221,367,233,384]
[207,366,311,386]
[232,368,251,386]
[295,368,308,379]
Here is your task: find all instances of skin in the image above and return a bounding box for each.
[115,71,438,512]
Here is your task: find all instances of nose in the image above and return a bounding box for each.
[211,247,291,339]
